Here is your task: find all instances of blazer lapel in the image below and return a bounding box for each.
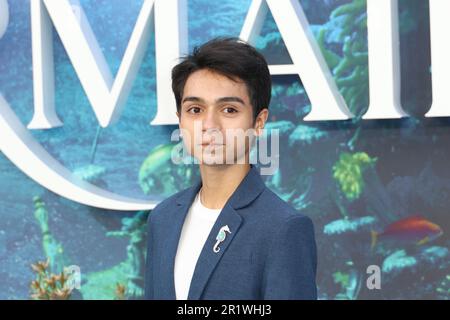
[158,180,202,299]
[187,204,242,300]
[187,164,266,300]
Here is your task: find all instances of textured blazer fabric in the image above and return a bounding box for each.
[144,165,318,300]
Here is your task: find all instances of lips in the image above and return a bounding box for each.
[200,143,224,146]
[199,139,224,146]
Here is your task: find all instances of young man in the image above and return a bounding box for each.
[144,38,317,300]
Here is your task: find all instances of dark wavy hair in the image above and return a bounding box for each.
[171,37,271,122]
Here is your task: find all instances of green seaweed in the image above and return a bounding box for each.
[106,210,149,299]
[328,1,368,118]
[33,196,70,274]
[332,152,377,202]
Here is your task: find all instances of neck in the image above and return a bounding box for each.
[199,164,251,209]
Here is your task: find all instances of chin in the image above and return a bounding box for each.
[199,154,227,165]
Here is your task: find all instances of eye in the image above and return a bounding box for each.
[186,106,202,114]
[223,106,238,114]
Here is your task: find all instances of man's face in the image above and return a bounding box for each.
[177,69,267,166]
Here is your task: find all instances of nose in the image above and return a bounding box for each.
[202,108,220,133]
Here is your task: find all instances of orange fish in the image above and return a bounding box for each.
[371,216,443,249]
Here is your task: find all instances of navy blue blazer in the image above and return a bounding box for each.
[144,165,317,300]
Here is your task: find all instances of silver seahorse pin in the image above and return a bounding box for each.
[213,225,231,253]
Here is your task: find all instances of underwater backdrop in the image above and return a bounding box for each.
[0,0,449,299]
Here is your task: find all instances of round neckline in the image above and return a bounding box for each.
[197,188,222,213]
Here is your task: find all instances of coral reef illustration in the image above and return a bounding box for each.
[0,0,448,299]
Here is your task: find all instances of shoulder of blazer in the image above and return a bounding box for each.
[250,186,311,221]
[240,185,316,251]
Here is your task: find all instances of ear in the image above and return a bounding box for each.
[176,111,180,119]
[254,108,269,136]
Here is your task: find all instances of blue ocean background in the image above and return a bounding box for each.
[0,0,449,299]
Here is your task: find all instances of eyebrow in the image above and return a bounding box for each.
[182,96,246,105]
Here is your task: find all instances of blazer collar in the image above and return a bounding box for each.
[175,164,266,209]
[160,164,266,300]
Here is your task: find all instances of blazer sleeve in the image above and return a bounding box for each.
[261,215,318,300]
[144,212,154,300]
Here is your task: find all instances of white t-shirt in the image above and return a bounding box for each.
[174,190,222,300]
